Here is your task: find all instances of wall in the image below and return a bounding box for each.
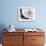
[0,0,46,30]
[0,0,46,43]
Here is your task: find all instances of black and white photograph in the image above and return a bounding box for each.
[17,7,35,21]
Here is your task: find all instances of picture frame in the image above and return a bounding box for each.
[17,7,35,21]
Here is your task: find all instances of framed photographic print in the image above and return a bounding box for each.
[17,7,35,21]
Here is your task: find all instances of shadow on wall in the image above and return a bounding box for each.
[0,24,7,43]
